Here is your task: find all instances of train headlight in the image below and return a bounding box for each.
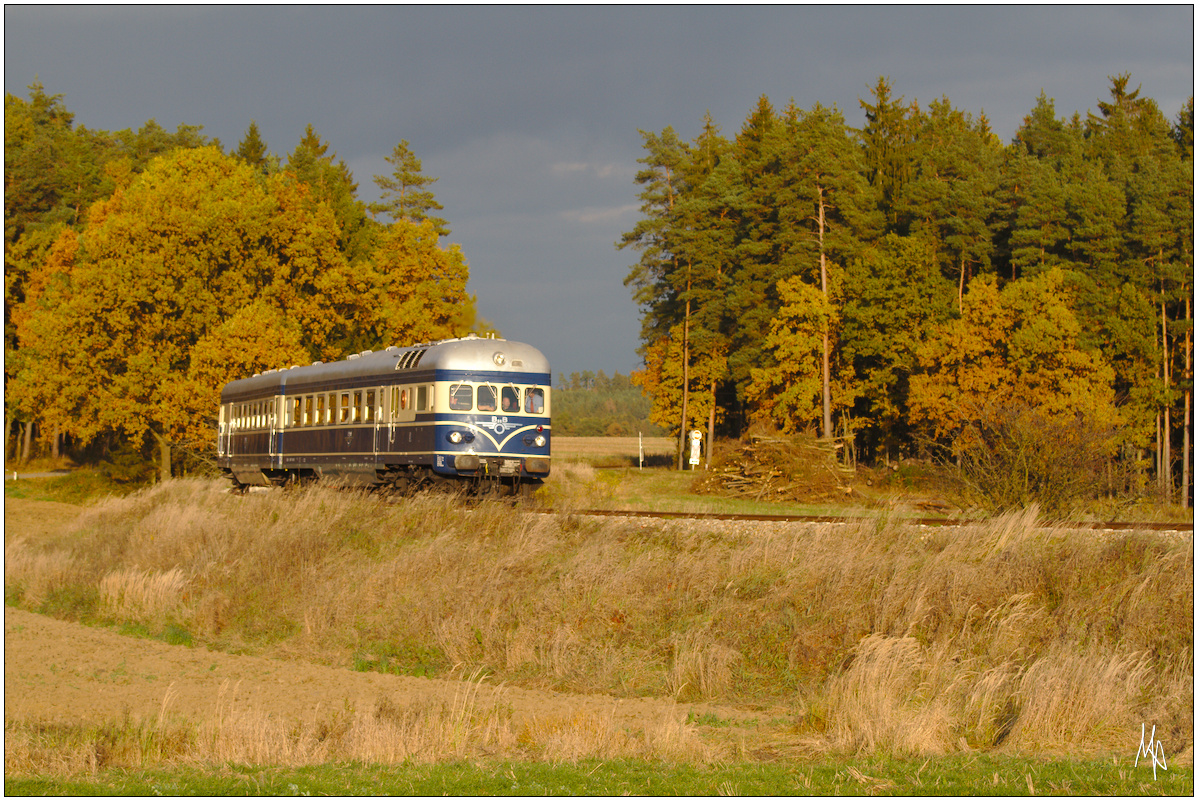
[448,431,463,444]
[534,434,546,447]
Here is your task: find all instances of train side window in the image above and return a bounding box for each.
[525,388,545,414]
[340,393,351,423]
[400,388,409,410]
[353,391,362,423]
[449,383,473,411]
[316,395,325,426]
[292,397,301,428]
[418,385,430,412]
[365,391,375,423]
[477,385,497,412]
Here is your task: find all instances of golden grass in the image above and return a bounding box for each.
[98,567,189,627]
[5,674,719,774]
[5,478,1192,762]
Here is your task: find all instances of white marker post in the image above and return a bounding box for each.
[689,429,702,470]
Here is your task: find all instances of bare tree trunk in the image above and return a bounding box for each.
[706,380,716,470]
[818,188,832,440]
[20,421,33,465]
[678,285,691,472]
[958,256,966,313]
[1162,298,1172,496]
[150,429,171,483]
[1184,296,1193,507]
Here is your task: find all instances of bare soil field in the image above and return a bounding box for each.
[552,435,675,464]
[3,497,778,755]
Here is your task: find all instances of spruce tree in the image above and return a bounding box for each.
[234,120,270,175]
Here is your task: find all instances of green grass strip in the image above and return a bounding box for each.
[6,755,1193,796]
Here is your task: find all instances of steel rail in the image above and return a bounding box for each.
[572,508,1193,532]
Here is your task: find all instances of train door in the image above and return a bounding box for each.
[370,387,383,457]
[217,403,228,457]
[268,396,281,466]
[385,385,397,453]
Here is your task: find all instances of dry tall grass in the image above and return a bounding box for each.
[5,674,717,774]
[6,478,1192,762]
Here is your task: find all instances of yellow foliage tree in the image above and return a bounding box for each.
[356,218,473,348]
[909,269,1121,441]
[746,274,855,434]
[11,147,350,478]
[633,324,726,440]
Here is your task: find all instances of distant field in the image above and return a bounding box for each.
[552,436,675,465]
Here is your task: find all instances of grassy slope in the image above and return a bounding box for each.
[4,458,1193,791]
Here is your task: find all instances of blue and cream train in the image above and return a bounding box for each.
[216,335,551,494]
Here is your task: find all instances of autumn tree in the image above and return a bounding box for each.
[351,218,472,349]
[9,146,351,480]
[909,269,1120,441]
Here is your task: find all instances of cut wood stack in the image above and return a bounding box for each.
[691,430,854,502]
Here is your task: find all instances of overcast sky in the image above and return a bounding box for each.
[5,5,1193,378]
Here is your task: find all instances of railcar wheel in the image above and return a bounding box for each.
[429,476,459,495]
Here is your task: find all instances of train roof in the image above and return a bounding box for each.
[220,335,550,400]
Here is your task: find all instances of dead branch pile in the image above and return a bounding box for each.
[691,430,855,502]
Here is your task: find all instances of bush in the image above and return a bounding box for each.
[949,403,1118,516]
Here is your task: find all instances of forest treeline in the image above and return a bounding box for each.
[619,75,1192,504]
[5,82,485,479]
[552,371,662,437]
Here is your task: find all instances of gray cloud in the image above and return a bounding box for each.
[5,4,1193,376]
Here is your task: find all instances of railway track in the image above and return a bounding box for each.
[248,483,1193,533]
[570,508,1193,533]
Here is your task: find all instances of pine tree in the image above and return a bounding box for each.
[234,120,271,175]
[286,124,376,264]
[858,76,916,233]
[618,125,691,345]
[769,101,881,437]
[899,97,1003,306]
[369,139,449,236]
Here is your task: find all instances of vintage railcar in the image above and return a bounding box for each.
[216,335,551,494]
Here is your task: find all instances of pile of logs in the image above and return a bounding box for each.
[692,430,855,502]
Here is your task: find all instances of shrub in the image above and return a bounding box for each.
[949,403,1118,515]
